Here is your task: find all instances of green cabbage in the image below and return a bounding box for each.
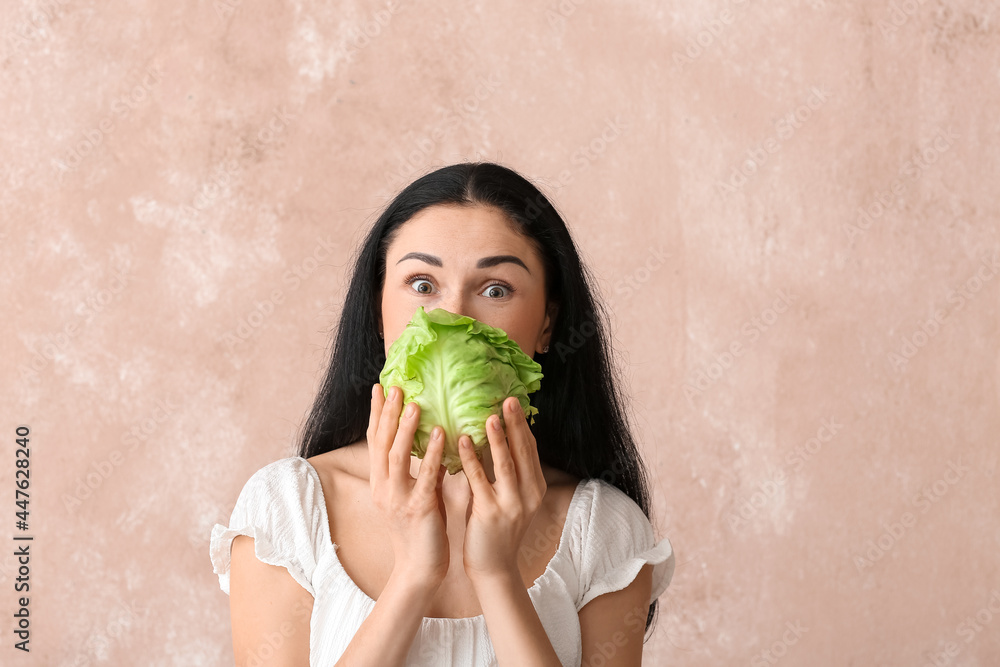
[378,306,544,475]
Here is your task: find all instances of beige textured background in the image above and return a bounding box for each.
[2,0,998,664]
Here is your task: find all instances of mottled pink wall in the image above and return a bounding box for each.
[2,0,998,664]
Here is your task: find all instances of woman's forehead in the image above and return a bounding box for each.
[387,205,538,265]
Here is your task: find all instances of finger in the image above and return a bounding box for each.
[368,383,388,485]
[459,434,495,502]
[376,385,405,488]
[486,413,518,501]
[389,395,420,484]
[414,426,445,497]
[375,384,402,461]
[503,397,541,485]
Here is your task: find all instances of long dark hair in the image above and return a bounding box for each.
[296,162,662,637]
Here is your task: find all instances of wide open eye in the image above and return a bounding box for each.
[403,273,435,294]
[410,278,433,294]
[481,282,514,299]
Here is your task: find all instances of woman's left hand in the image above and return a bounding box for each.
[458,396,548,583]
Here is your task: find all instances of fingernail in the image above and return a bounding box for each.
[372,384,379,398]
[461,437,472,450]
[432,426,441,440]
[490,415,501,431]
[405,402,415,417]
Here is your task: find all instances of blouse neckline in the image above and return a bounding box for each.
[297,456,588,624]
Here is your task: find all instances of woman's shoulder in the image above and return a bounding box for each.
[238,455,318,494]
[306,439,370,483]
[225,450,362,518]
[302,440,373,515]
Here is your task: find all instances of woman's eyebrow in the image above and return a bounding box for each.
[396,252,531,274]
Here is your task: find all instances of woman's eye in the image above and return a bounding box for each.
[410,279,433,294]
[482,284,510,299]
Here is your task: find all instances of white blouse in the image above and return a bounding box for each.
[210,456,675,666]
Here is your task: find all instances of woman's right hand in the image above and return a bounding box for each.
[368,383,450,589]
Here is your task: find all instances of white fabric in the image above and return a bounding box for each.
[210,456,675,667]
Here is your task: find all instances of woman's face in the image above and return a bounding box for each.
[380,203,557,359]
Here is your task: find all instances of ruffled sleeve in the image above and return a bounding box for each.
[575,479,675,610]
[209,457,324,597]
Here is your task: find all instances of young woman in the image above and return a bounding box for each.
[211,162,675,666]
